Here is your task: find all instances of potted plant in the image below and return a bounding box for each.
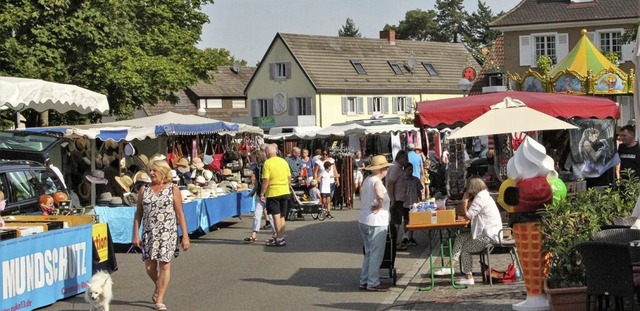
[540,171,640,310]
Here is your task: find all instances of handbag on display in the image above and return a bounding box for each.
[208,143,225,172]
[203,138,214,165]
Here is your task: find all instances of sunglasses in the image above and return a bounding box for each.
[323,153,329,155]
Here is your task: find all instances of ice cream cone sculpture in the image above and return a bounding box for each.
[498,137,567,311]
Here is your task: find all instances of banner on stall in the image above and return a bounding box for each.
[92,223,108,263]
[570,118,619,179]
[0,224,93,311]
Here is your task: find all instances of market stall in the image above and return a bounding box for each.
[415,91,620,197]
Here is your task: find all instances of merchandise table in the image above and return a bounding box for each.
[407,220,470,291]
[94,191,254,244]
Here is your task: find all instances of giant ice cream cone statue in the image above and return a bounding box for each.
[497,137,567,311]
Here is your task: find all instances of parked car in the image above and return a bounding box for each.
[0,160,67,215]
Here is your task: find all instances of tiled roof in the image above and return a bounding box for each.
[470,35,505,95]
[143,91,197,116]
[189,66,256,97]
[277,33,479,93]
[491,0,640,27]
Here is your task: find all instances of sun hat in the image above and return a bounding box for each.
[86,170,108,184]
[407,144,416,150]
[202,169,214,182]
[123,193,137,206]
[176,158,189,168]
[195,176,207,186]
[192,157,205,170]
[97,192,112,205]
[136,154,149,170]
[115,175,134,192]
[177,166,190,174]
[187,183,199,194]
[109,196,123,207]
[150,153,166,162]
[237,183,249,191]
[77,180,91,201]
[221,168,233,176]
[171,170,180,181]
[133,171,151,184]
[75,138,88,152]
[365,155,393,171]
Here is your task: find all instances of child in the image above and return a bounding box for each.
[319,161,334,219]
[402,163,424,246]
[309,179,321,202]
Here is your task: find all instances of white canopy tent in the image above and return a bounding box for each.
[0,76,109,114]
[344,123,418,136]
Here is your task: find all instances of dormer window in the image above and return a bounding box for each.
[388,61,403,75]
[350,60,366,74]
[422,62,438,76]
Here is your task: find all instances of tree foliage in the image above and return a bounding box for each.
[384,9,438,41]
[0,0,238,125]
[338,18,362,37]
[433,0,467,43]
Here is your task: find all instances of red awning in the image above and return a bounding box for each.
[415,91,619,128]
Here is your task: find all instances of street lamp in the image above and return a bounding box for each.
[197,107,206,117]
[458,78,472,97]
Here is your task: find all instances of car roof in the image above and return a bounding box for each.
[0,159,47,171]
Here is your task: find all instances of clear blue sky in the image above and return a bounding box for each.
[198,0,520,65]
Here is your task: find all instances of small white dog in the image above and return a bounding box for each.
[84,270,113,311]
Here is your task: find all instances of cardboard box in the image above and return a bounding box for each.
[436,209,456,224]
[409,211,433,225]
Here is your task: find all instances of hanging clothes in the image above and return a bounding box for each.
[414,130,423,150]
[407,131,414,145]
[349,135,361,155]
[390,132,401,160]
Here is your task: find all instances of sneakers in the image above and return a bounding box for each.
[456,277,475,285]
[408,238,417,246]
[266,238,286,247]
[358,284,367,290]
[397,242,408,251]
[433,267,453,276]
[326,213,334,219]
[366,284,390,292]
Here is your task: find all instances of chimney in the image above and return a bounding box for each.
[380,30,396,46]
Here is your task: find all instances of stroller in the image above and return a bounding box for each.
[287,186,326,221]
[428,163,447,197]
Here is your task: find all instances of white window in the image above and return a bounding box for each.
[232,100,245,109]
[599,31,622,55]
[392,97,410,114]
[341,96,363,115]
[520,33,568,67]
[534,35,556,63]
[269,62,291,80]
[367,96,389,115]
[198,98,221,109]
[590,29,634,63]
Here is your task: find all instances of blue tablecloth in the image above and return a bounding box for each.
[95,191,254,244]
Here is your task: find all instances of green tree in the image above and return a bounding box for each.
[621,22,639,44]
[463,1,504,65]
[433,0,468,43]
[338,18,362,37]
[0,0,238,125]
[384,9,438,41]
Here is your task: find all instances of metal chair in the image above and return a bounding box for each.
[576,241,640,311]
[469,226,523,286]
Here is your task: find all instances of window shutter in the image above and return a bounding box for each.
[288,98,297,116]
[341,97,347,115]
[621,42,634,62]
[250,99,259,117]
[305,97,313,115]
[367,97,373,115]
[267,99,273,115]
[382,97,389,114]
[587,32,596,45]
[519,35,532,66]
[405,97,413,113]
[357,97,364,114]
[269,63,276,80]
[285,62,292,79]
[556,33,569,64]
[391,97,398,114]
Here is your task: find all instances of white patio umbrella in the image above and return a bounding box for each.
[447,97,578,139]
[0,76,109,114]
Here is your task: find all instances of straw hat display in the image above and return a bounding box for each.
[115,175,134,193]
[221,168,233,176]
[135,154,149,171]
[202,169,214,182]
[77,179,91,201]
[150,153,166,162]
[123,193,137,206]
[195,176,207,186]
[176,158,189,168]
[133,171,151,184]
[86,170,108,184]
[97,192,113,205]
[109,196,123,207]
[75,137,89,152]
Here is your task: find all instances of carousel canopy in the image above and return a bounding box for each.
[549,29,618,78]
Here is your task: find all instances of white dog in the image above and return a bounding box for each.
[84,270,113,311]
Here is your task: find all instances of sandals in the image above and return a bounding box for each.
[155,303,167,310]
[243,236,257,243]
[152,292,158,303]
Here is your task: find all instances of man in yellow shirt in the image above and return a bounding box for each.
[260,144,291,246]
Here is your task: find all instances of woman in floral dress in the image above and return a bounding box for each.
[133,160,190,311]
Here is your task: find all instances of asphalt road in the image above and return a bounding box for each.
[36,203,426,311]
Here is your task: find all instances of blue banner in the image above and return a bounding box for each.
[0,225,93,311]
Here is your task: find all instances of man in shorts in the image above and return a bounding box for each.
[385,150,409,250]
[260,144,291,246]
